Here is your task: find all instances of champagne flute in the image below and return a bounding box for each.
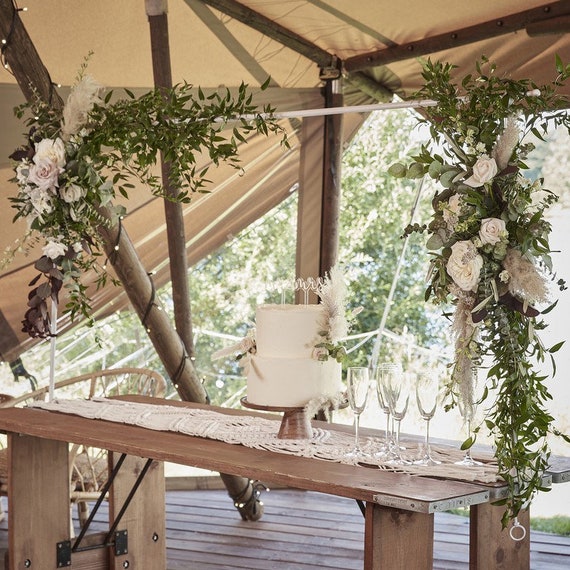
[386,388,410,465]
[454,399,483,466]
[454,366,484,467]
[372,364,395,457]
[345,367,370,459]
[380,364,410,465]
[414,372,441,466]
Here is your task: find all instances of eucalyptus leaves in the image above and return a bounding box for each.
[390,56,570,525]
[7,63,285,336]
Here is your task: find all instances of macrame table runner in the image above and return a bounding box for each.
[29,398,500,484]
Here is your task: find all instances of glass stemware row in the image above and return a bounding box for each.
[345,363,481,467]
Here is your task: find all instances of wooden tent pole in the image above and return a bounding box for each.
[319,78,344,276]
[145,0,262,520]
[146,1,196,368]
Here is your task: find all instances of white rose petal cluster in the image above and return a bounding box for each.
[42,239,67,260]
[34,138,66,168]
[446,240,483,292]
[464,155,498,188]
[442,193,462,229]
[479,217,507,246]
[60,183,85,203]
[24,137,67,194]
[27,158,61,192]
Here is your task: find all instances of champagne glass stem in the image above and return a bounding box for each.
[425,418,431,452]
[395,420,402,454]
[354,412,361,452]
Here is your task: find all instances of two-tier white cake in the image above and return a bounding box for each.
[247,303,343,407]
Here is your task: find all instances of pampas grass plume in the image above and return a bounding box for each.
[61,75,103,140]
[492,116,520,171]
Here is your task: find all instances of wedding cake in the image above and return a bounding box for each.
[246,303,343,407]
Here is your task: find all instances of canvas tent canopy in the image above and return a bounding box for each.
[1,0,570,362]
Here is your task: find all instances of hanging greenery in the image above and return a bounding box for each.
[389,56,570,525]
[6,60,286,337]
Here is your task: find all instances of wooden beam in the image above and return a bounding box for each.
[344,2,570,72]
[196,0,335,68]
[145,0,261,522]
[0,0,63,111]
[193,0,394,102]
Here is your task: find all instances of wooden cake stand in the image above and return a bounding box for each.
[240,397,313,439]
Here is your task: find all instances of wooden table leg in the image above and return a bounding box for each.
[7,434,70,570]
[108,452,166,570]
[470,503,530,569]
[364,502,434,569]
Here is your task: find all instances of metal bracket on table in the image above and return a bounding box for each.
[56,540,71,567]
[68,453,153,556]
[488,473,553,502]
[373,490,490,513]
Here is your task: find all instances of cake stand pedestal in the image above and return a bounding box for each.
[240,398,313,439]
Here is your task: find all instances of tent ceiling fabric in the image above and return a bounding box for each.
[1,0,570,361]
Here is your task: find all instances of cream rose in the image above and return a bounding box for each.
[27,158,61,192]
[446,240,483,292]
[442,193,462,228]
[60,183,85,203]
[42,239,67,260]
[479,217,507,246]
[464,155,498,188]
[34,138,66,168]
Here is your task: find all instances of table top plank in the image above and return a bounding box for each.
[0,397,493,511]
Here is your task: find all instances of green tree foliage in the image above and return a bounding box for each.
[339,110,446,365]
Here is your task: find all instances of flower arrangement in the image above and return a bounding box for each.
[389,56,570,524]
[5,60,285,337]
[313,264,361,363]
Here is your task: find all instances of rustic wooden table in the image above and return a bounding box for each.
[0,396,547,569]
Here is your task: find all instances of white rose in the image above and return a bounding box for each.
[42,239,67,260]
[464,155,498,188]
[27,158,61,192]
[34,138,66,168]
[446,240,483,292]
[60,183,85,203]
[479,217,507,246]
[442,193,462,227]
[28,187,53,216]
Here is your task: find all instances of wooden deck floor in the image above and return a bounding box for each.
[1,488,569,569]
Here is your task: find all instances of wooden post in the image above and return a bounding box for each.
[146,0,196,361]
[0,0,62,112]
[320,78,343,276]
[470,503,530,569]
[108,453,166,570]
[7,434,69,570]
[364,502,434,569]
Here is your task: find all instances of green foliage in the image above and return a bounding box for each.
[339,109,446,365]
[531,516,570,536]
[8,69,286,337]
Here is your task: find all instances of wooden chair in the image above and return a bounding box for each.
[0,367,167,528]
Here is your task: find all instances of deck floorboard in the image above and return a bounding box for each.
[0,488,568,569]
